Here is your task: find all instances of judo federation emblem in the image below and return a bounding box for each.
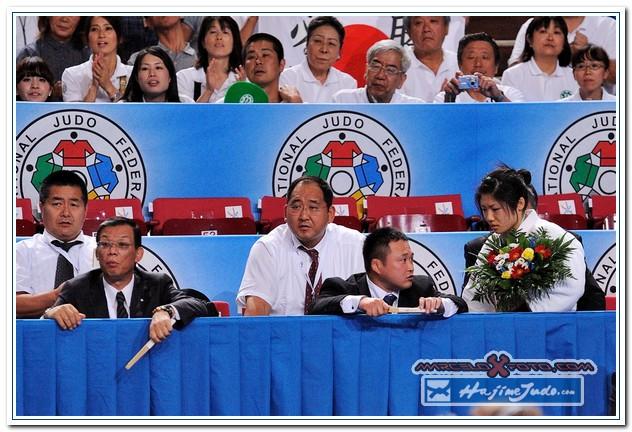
[137,245,180,289]
[16,109,147,209]
[408,238,456,296]
[543,111,616,202]
[593,243,616,296]
[273,111,410,213]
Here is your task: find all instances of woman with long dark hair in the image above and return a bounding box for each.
[176,16,244,103]
[501,16,578,101]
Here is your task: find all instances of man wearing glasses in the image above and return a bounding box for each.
[237,176,365,315]
[332,39,422,103]
[44,217,209,343]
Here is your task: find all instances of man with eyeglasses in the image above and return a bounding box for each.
[16,170,97,318]
[332,39,422,103]
[237,176,365,315]
[44,217,210,343]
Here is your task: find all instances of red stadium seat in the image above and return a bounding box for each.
[150,197,254,235]
[84,198,147,236]
[162,218,256,235]
[212,301,231,317]
[365,194,465,232]
[591,195,616,229]
[541,213,588,230]
[537,193,586,217]
[258,195,363,233]
[376,213,468,233]
[605,296,616,311]
[16,198,38,236]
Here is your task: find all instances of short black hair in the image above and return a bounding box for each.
[286,176,333,208]
[39,170,88,205]
[521,16,571,67]
[196,16,242,71]
[38,16,87,50]
[243,32,284,64]
[403,16,450,34]
[475,165,533,215]
[96,217,142,248]
[571,43,610,70]
[363,227,409,274]
[307,16,345,48]
[457,32,501,66]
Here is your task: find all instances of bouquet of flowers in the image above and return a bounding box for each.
[466,228,575,311]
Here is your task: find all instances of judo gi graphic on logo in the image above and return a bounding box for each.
[543,111,616,202]
[16,109,147,211]
[273,111,410,214]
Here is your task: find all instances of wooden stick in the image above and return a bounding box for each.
[125,340,155,370]
[388,306,439,314]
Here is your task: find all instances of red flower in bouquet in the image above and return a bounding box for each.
[508,246,523,261]
[534,244,552,259]
[510,262,530,279]
[486,251,497,265]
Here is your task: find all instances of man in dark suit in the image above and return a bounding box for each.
[309,227,468,316]
[44,217,212,343]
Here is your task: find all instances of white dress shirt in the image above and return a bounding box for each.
[562,89,616,101]
[332,87,423,104]
[280,60,357,103]
[176,67,238,102]
[16,230,97,295]
[237,223,365,316]
[400,46,459,102]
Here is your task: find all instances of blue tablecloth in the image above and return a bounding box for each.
[15,312,616,417]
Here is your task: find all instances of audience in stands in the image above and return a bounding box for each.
[309,227,468,316]
[461,166,585,312]
[17,16,90,101]
[501,16,578,101]
[121,45,192,102]
[279,16,357,103]
[237,176,365,316]
[62,16,133,102]
[43,217,212,343]
[436,32,524,103]
[238,33,302,103]
[508,16,616,90]
[16,171,97,318]
[128,16,196,72]
[399,16,458,102]
[16,56,54,102]
[177,16,244,103]
[332,39,422,103]
[563,44,615,101]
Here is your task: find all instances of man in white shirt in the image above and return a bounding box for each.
[399,16,459,102]
[16,171,97,318]
[435,32,525,103]
[237,176,365,316]
[332,39,422,103]
[309,227,468,316]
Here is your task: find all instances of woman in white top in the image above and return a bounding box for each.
[121,46,191,103]
[280,16,357,103]
[564,44,616,101]
[461,166,585,312]
[501,16,578,101]
[62,16,132,102]
[176,16,244,103]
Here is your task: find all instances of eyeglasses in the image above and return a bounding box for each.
[573,62,606,72]
[287,203,327,214]
[97,241,133,251]
[367,61,402,77]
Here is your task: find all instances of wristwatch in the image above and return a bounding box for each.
[152,305,175,319]
[492,91,505,102]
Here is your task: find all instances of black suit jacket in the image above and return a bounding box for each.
[463,234,605,311]
[308,272,468,315]
[53,267,211,328]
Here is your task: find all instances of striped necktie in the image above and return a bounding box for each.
[116,292,128,318]
[51,240,82,288]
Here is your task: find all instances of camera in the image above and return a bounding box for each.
[458,75,479,90]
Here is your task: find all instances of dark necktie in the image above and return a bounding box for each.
[51,240,82,288]
[299,246,322,314]
[383,294,397,306]
[116,292,128,318]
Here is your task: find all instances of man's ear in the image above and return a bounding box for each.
[135,246,144,263]
[371,257,383,275]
